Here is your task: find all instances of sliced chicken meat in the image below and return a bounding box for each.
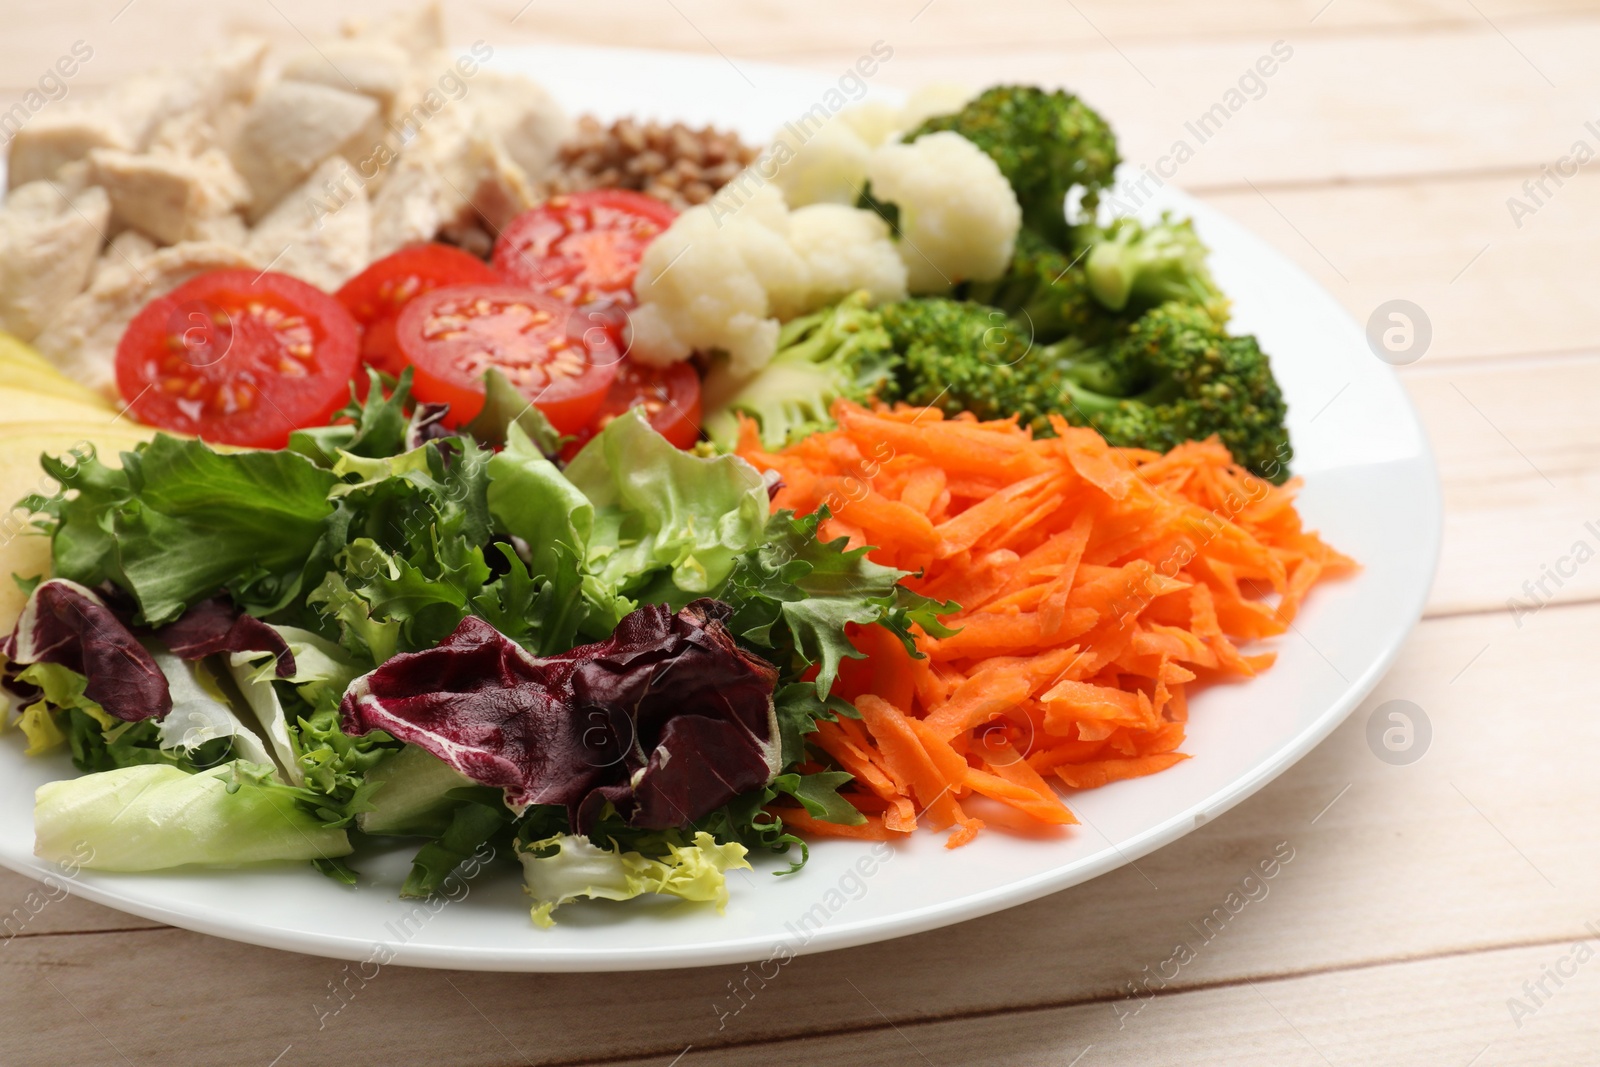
[0,181,111,342]
[87,146,250,245]
[247,158,372,291]
[229,81,381,219]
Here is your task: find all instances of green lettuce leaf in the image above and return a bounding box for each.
[7,661,214,773]
[401,792,510,898]
[771,682,859,771]
[288,368,414,466]
[268,626,393,827]
[773,770,863,825]
[30,435,339,624]
[34,761,352,871]
[563,407,770,608]
[4,662,114,757]
[152,645,279,771]
[482,426,600,653]
[358,744,476,837]
[465,367,567,453]
[723,508,958,698]
[307,438,501,659]
[518,830,750,928]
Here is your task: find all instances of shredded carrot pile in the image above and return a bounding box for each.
[739,402,1356,847]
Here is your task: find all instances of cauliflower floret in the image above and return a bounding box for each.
[837,101,901,149]
[629,182,806,376]
[864,130,1021,293]
[766,89,977,210]
[769,121,872,208]
[897,83,977,131]
[785,204,906,315]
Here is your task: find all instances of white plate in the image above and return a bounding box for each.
[0,47,1440,971]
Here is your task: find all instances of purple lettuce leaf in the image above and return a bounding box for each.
[154,597,296,678]
[1,579,171,722]
[340,599,780,831]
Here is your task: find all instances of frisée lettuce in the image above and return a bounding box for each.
[518,831,750,928]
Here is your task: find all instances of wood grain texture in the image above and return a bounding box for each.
[789,17,1600,186]
[1408,353,1600,616]
[2,603,1595,1066]
[1198,175,1600,365]
[0,868,163,937]
[596,942,1600,1066]
[6,0,1600,91]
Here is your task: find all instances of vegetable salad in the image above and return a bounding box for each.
[0,23,1348,929]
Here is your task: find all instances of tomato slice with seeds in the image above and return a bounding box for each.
[114,270,360,449]
[491,191,677,308]
[396,284,622,431]
[563,360,702,458]
[335,243,501,377]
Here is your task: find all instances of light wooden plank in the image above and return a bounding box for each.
[1406,352,1600,616]
[595,942,1600,1066]
[1198,173,1600,365]
[0,868,163,938]
[4,0,1598,94]
[796,17,1600,188]
[2,602,1595,1065]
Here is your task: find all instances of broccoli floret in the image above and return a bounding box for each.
[964,215,1228,347]
[1062,302,1290,482]
[962,228,1119,346]
[881,298,1293,483]
[905,85,1120,247]
[704,291,898,451]
[1086,214,1229,320]
[878,297,1055,423]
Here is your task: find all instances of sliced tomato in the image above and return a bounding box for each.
[115,270,360,449]
[563,360,702,458]
[396,284,622,431]
[491,191,676,308]
[335,243,501,377]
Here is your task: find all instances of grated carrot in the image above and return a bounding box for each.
[738,403,1354,844]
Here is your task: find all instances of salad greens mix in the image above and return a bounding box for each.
[4,371,948,923]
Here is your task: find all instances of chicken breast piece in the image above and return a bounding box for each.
[6,39,266,191]
[186,211,249,249]
[247,158,371,291]
[90,231,159,288]
[371,105,543,250]
[348,2,447,58]
[282,41,412,115]
[33,240,258,395]
[230,81,380,219]
[120,41,270,150]
[7,108,132,189]
[0,182,110,342]
[470,71,571,182]
[461,126,540,232]
[87,147,250,246]
[370,152,447,258]
[4,73,189,190]
[369,97,472,247]
[203,35,270,105]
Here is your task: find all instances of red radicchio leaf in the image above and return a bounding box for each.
[154,596,296,678]
[339,599,781,831]
[1,579,171,722]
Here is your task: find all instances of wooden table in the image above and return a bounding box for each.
[5,1,1598,1063]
